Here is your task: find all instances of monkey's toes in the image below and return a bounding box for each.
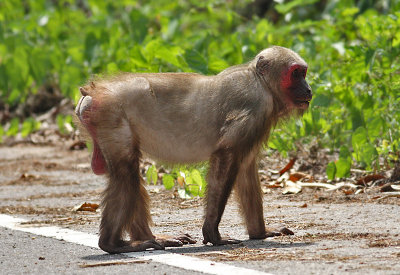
[203,238,241,246]
[265,226,294,237]
[176,233,197,244]
[138,240,165,251]
[217,238,242,245]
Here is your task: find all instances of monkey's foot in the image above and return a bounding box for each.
[155,233,197,247]
[204,238,242,246]
[99,239,164,254]
[202,236,241,246]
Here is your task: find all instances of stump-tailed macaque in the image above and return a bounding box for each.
[76,46,312,253]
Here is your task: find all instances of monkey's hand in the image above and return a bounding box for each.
[250,226,294,239]
[154,233,197,247]
[266,226,294,237]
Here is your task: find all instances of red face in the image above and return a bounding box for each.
[281,63,312,110]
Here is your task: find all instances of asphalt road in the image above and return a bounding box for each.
[0,144,399,274]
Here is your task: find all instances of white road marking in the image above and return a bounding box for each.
[0,214,272,275]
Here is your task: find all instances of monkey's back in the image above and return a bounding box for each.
[91,71,271,164]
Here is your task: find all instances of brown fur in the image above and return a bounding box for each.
[75,46,312,253]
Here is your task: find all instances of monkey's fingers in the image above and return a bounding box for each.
[176,233,197,244]
[279,227,294,235]
[265,226,294,238]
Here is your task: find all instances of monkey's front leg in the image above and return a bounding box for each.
[202,149,242,245]
[235,157,294,239]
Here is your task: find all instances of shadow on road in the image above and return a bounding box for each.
[81,239,313,261]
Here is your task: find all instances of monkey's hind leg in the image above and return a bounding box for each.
[76,94,162,253]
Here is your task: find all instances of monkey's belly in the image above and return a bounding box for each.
[138,130,215,164]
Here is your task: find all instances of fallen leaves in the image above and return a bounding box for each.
[279,157,297,176]
[265,158,400,198]
[74,202,99,212]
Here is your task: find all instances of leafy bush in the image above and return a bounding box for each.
[1,0,399,182]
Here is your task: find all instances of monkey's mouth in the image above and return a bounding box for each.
[294,100,310,109]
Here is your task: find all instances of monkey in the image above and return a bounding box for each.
[75,46,312,253]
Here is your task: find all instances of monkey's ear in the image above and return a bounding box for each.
[256,56,269,75]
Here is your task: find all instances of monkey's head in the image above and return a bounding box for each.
[255,46,312,111]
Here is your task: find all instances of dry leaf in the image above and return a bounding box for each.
[279,157,297,176]
[289,172,313,182]
[74,202,99,212]
[355,174,385,186]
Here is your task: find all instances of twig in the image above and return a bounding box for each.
[80,259,150,268]
[376,192,400,201]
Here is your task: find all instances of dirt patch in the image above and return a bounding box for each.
[192,245,358,262]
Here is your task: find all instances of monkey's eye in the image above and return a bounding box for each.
[292,68,301,78]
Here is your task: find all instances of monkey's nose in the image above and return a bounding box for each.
[307,88,312,99]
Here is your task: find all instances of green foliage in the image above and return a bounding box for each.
[146,165,158,185]
[162,174,175,190]
[151,164,208,198]
[56,114,73,135]
[6,118,20,136]
[0,125,4,142]
[21,118,41,138]
[1,0,399,181]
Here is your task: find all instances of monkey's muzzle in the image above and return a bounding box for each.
[75,96,93,119]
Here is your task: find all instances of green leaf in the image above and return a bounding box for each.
[352,126,368,162]
[107,62,119,73]
[21,118,40,138]
[326,161,336,180]
[339,145,351,159]
[128,10,149,44]
[184,49,208,74]
[84,32,98,63]
[352,127,368,145]
[162,174,175,190]
[335,158,352,178]
[7,89,20,104]
[367,117,383,139]
[312,94,331,107]
[350,107,364,131]
[361,144,378,169]
[155,45,185,68]
[186,169,205,197]
[146,165,158,185]
[6,118,20,136]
